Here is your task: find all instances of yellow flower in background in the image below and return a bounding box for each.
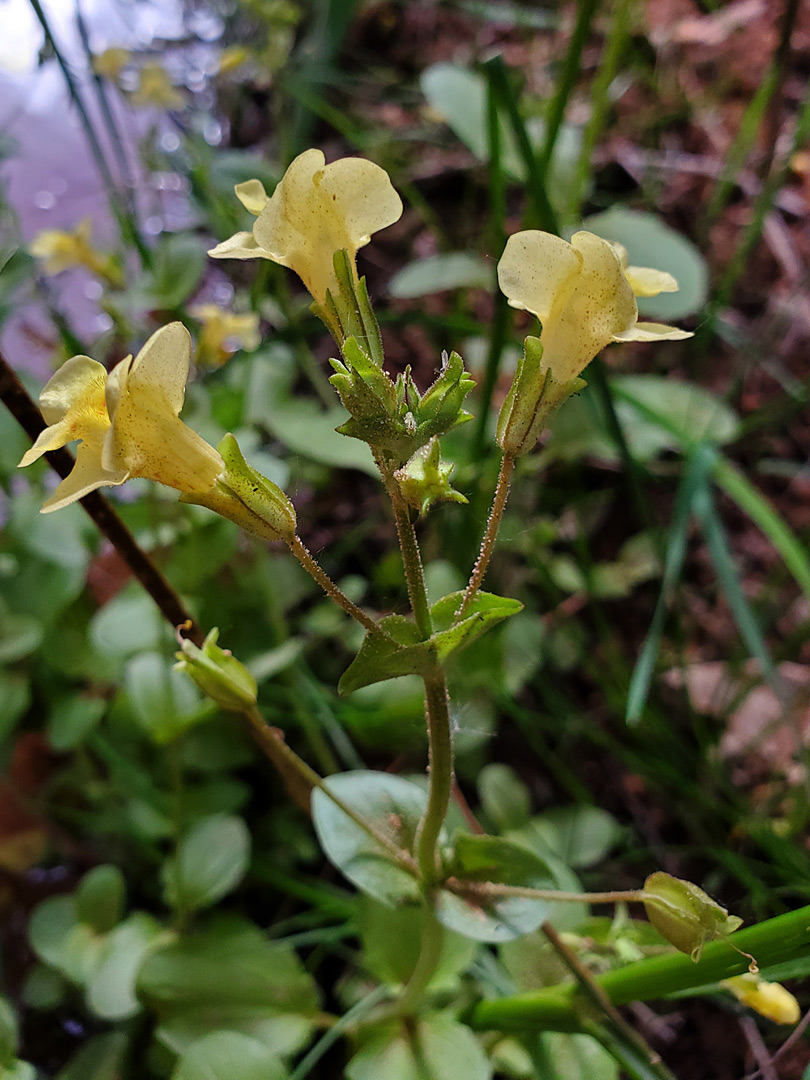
[18,323,224,512]
[723,973,801,1025]
[217,46,251,76]
[497,230,692,385]
[190,304,261,367]
[92,47,131,80]
[29,219,122,286]
[208,148,403,306]
[130,62,186,109]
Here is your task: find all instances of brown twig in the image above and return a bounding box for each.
[0,349,204,645]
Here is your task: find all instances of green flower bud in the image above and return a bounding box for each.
[643,871,743,961]
[185,433,297,543]
[496,336,585,456]
[175,628,257,712]
[394,438,468,516]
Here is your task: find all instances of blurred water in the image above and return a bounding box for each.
[0,0,222,371]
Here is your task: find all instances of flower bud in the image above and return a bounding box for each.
[175,628,257,712]
[723,974,800,1025]
[643,872,743,961]
[394,438,467,516]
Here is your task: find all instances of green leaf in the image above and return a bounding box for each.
[614,375,739,451]
[437,834,554,943]
[545,1033,619,1080]
[263,401,377,475]
[520,807,623,869]
[55,1033,128,1080]
[583,207,709,320]
[29,895,105,986]
[0,612,42,663]
[47,696,105,751]
[137,916,320,1057]
[125,652,209,744]
[478,765,532,833]
[172,1031,289,1080]
[76,865,126,933]
[90,589,171,658]
[360,898,477,991]
[338,616,432,695]
[85,913,164,1020]
[0,673,30,742]
[347,1014,492,1080]
[311,771,424,906]
[388,253,492,298]
[339,593,523,695]
[163,814,251,913]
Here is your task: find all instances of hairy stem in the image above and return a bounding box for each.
[0,350,204,644]
[447,881,645,905]
[455,453,515,622]
[389,487,433,640]
[415,673,454,886]
[288,535,391,638]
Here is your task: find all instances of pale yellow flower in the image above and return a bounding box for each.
[92,47,131,80]
[208,148,402,306]
[19,324,223,513]
[130,63,186,109]
[190,304,261,367]
[497,230,692,385]
[29,220,122,286]
[723,974,801,1025]
[217,46,251,76]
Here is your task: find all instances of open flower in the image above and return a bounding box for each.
[497,230,692,385]
[19,323,223,513]
[130,62,186,109]
[29,220,122,286]
[208,148,402,306]
[190,304,261,367]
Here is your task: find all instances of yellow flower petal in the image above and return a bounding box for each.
[41,440,127,513]
[723,975,801,1026]
[251,148,402,305]
[613,321,693,342]
[208,231,267,260]
[235,179,269,216]
[625,266,679,298]
[19,355,110,468]
[124,323,191,415]
[497,231,582,321]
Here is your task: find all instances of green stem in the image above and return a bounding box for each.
[288,535,392,639]
[414,673,454,886]
[396,907,445,1015]
[388,484,433,640]
[468,903,810,1033]
[448,881,645,905]
[455,453,515,622]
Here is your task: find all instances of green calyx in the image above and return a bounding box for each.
[175,627,258,712]
[394,438,467,516]
[331,339,475,466]
[643,871,744,962]
[183,433,297,543]
[496,336,585,456]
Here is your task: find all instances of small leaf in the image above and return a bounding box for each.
[524,806,622,869]
[430,591,524,660]
[338,617,432,695]
[0,613,43,663]
[0,995,19,1066]
[54,1032,129,1080]
[29,895,104,986]
[312,771,424,906]
[389,253,492,298]
[347,1013,492,1080]
[125,652,209,744]
[438,834,555,943]
[85,913,164,1021]
[172,1031,289,1080]
[163,814,251,913]
[478,765,532,833]
[76,865,126,933]
[47,696,105,751]
[360,899,477,991]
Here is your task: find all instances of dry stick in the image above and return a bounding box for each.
[287,534,391,639]
[541,920,676,1079]
[0,350,204,646]
[455,453,515,622]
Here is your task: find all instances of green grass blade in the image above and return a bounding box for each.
[712,456,810,605]
[625,444,716,724]
[692,482,777,684]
